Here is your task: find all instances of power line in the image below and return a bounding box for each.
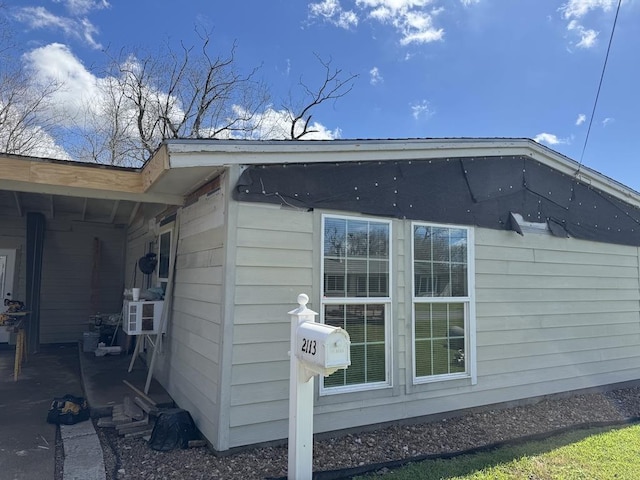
[577,0,623,172]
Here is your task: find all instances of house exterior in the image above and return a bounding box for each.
[3,138,640,452]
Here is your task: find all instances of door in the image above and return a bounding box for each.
[0,249,16,343]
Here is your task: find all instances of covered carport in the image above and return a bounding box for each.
[0,150,216,353]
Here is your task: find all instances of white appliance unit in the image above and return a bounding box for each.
[123,300,164,335]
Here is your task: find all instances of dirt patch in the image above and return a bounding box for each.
[90,386,640,480]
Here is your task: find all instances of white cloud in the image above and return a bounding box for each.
[567,20,599,48]
[559,0,617,49]
[23,43,101,123]
[308,0,359,29]
[309,0,458,45]
[369,66,383,85]
[602,117,614,126]
[359,0,445,45]
[534,132,571,145]
[21,42,338,162]
[229,106,340,140]
[460,0,479,5]
[14,5,104,49]
[0,103,72,160]
[411,99,430,119]
[576,113,586,125]
[560,0,617,20]
[54,0,110,16]
[28,128,73,160]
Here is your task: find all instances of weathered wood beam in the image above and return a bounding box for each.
[109,200,120,224]
[128,202,141,226]
[12,192,22,217]
[0,152,184,205]
[0,155,142,193]
[141,146,169,192]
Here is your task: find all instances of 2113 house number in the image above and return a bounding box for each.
[301,338,317,355]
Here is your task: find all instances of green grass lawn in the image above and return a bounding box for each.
[357,423,640,479]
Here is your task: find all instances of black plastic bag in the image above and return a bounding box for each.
[148,408,199,451]
[46,395,90,425]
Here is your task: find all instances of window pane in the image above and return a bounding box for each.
[325,368,346,387]
[431,303,448,338]
[324,218,346,257]
[413,225,432,261]
[0,255,6,299]
[433,346,450,375]
[345,344,365,384]
[158,231,171,279]
[323,216,390,299]
[324,258,346,297]
[345,304,365,343]
[413,225,467,299]
[323,302,386,389]
[366,343,386,382]
[432,228,450,262]
[368,260,389,297]
[415,339,432,377]
[369,223,389,259]
[346,260,367,297]
[347,220,369,258]
[325,304,345,328]
[322,216,390,391]
[414,302,467,378]
[414,262,432,297]
[432,262,451,297]
[451,265,468,296]
[450,230,467,263]
[414,303,431,338]
[366,305,386,342]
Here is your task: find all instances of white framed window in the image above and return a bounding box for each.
[157,224,173,292]
[412,223,475,384]
[321,215,392,394]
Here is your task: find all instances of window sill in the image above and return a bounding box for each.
[413,372,470,386]
[316,382,395,406]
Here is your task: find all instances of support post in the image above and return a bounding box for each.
[288,293,317,480]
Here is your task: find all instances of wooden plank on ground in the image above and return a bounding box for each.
[188,440,207,448]
[134,396,160,416]
[124,428,154,438]
[123,380,158,406]
[123,396,145,420]
[116,418,150,434]
[97,417,117,428]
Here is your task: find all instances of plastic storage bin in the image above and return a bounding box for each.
[82,331,100,352]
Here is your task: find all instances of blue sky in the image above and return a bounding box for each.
[4,0,640,188]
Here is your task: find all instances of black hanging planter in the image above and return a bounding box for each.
[138,253,158,275]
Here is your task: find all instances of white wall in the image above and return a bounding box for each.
[152,181,228,450]
[225,202,640,449]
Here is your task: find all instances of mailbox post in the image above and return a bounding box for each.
[288,294,350,480]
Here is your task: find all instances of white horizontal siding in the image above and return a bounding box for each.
[227,203,314,448]
[231,360,289,386]
[226,216,640,448]
[469,230,640,408]
[140,188,227,450]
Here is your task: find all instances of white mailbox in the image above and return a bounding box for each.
[295,322,350,377]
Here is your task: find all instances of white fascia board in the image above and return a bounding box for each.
[163,138,640,209]
[165,138,536,168]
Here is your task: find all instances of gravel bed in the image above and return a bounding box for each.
[76,386,640,479]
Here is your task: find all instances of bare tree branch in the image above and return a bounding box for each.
[0,9,356,165]
[285,53,358,140]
